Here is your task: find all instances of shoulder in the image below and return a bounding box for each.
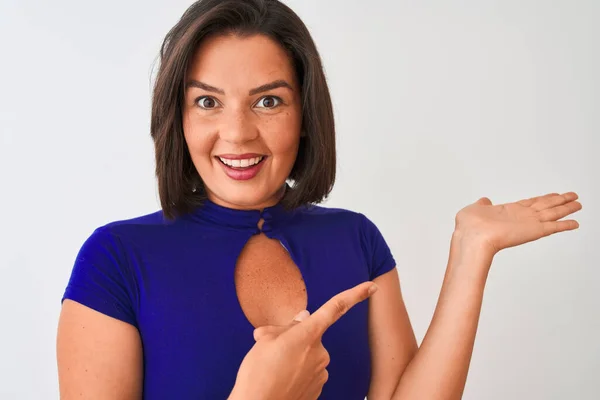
[89,209,181,243]
[75,209,161,251]
[102,209,173,232]
[297,204,396,279]
[294,204,388,244]
[298,203,360,222]
[67,209,174,293]
[296,204,377,232]
[63,212,171,326]
[70,209,183,265]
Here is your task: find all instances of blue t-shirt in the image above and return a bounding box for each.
[62,199,396,399]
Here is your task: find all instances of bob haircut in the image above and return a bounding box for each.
[151,0,336,220]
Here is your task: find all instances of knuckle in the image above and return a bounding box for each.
[318,346,331,368]
[320,369,329,385]
[311,386,324,400]
[258,333,275,342]
[332,298,348,317]
[253,327,275,341]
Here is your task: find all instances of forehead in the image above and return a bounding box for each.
[187,34,297,90]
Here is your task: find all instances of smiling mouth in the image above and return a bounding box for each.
[216,155,266,169]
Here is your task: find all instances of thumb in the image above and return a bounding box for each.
[253,310,311,341]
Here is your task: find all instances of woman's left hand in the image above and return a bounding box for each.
[454,191,582,256]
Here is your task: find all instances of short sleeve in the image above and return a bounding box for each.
[359,213,397,280]
[62,226,138,327]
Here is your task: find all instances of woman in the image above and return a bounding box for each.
[56,0,582,399]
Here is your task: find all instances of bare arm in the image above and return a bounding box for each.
[57,300,143,400]
[385,192,580,399]
[390,233,491,400]
[365,235,489,400]
[366,268,418,400]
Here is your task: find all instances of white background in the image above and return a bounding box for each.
[0,0,598,398]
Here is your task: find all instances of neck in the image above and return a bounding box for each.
[206,184,287,211]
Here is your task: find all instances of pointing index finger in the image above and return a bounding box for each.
[286,281,378,343]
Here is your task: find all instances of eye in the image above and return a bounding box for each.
[195,96,220,109]
[255,96,282,109]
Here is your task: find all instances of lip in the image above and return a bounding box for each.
[216,153,265,160]
[216,155,267,181]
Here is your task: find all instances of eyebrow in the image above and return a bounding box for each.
[185,79,293,95]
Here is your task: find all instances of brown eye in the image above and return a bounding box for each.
[196,96,219,109]
[256,96,281,109]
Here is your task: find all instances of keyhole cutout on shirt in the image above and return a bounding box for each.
[234,218,308,328]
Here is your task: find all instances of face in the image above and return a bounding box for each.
[182,34,302,210]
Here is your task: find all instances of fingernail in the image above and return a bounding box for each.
[293,310,310,322]
[368,284,379,295]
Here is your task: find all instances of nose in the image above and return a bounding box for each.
[219,108,259,144]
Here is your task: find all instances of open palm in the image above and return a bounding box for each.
[455,192,582,255]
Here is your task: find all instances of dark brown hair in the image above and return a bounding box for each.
[151,0,336,219]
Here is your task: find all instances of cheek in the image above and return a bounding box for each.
[266,113,301,155]
[270,133,299,154]
[183,115,216,159]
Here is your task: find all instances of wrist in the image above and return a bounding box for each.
[449,230,495,277]
[451,229,496,258]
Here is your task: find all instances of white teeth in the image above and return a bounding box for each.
[218,156,264,168]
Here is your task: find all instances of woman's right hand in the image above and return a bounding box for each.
[229,281,378,400]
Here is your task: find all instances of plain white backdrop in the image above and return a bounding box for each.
[0,0,598,398]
